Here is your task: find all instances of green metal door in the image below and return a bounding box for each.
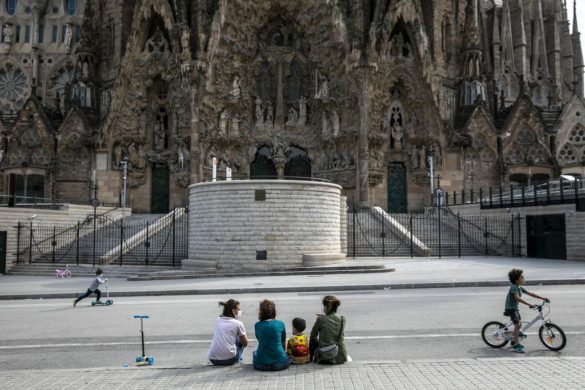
[387,163,407,213]
[151,165,170,213]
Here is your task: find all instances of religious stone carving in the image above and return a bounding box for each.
[218,110,229,137]
[321,111,330,138]
[231,116,240,138]
[112,143,125,169]
[411,147,420,169]
[419,145,426,169]
[331,110,340,137]
[298,96,307,125]
[255,97,264,125]
[314,73,330,100]
[265,102,273,127]
[286,107,298,126]
[176,137,189,171]
[154,120,166,151]
[64,24,73,51]
[2,24,12,44]
[231,76,241,99]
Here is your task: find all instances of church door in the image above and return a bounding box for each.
[387,163,407,213]
[151,165,169,213]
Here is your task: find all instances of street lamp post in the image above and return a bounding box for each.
[121,157,128,208]
[91,171,99,267]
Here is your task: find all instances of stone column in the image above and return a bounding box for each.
[275,62,285,128]
[356,73,370,205]
[274,155,286,179]
[190,91,201,183]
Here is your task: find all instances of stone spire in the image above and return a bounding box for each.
[572,0,584,96]
[460,0,487,106]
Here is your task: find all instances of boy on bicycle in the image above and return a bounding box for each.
[505,268,549,353]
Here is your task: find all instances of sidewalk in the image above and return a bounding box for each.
[2,357,584,390]
[1,256,585,300]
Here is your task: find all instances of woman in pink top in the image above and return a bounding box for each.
[207,299,249,365]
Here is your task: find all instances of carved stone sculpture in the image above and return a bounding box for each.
[2,24,11,44]
[331,110,340,137]
[219,110,228,136]
[64,25,73,50]
[255,97,264,125]
[286,107,298,126]
[231,76,241,99]
[231,116,240,137]
[265,102,273,127]
[298,96,307,125]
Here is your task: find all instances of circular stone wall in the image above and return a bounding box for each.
[185,180,346,270]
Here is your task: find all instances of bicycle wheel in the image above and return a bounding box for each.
[481,321,509,348]
[539,323,566,351]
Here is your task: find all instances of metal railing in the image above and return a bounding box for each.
[16,208,188,267]
[0,193,120,209]
[431,178,585,210]
[347,203,522,258]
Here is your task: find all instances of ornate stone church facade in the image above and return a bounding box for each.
[0,0,583,213]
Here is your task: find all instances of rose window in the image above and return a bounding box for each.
[0,63,27,110]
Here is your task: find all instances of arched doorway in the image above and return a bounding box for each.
[284,146,311,179]
[250,146,277,179]
[387,162,407,213]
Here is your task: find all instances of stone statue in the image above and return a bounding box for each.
[265,102,273,127]
[286,107,298,126]
[176,137,189,171]
[298,96,307,125]
[411,147,419,169]
[136,144,146,169]
[331,110,340,137]
[64,24,73,50]
[321,111,330,137]
[114,144,123,168]
[231,116,240,137]
[181,28,190,52]
[419,145,426,170]
[315,77,329,100]
[255,97,264,125]
[231,76,241,99]
[2,24,12,44]
[219,110,228,136]
[128,143,140,168]
[154,120,166,150]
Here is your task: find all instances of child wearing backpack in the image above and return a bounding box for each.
[286,317,310,364]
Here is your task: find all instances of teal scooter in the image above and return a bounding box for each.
[134,315,154,366]
[91,282,113,306]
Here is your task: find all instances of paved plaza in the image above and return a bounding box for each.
[1,358,583,390]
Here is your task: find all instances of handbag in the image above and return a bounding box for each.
[318,317,344,361]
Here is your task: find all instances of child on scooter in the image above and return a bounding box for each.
[73,268,108,307]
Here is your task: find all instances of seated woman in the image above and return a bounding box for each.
[207,299,248,365]
[253,299,290,371]
[310,295,348,364]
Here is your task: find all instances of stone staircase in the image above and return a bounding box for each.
[21,213,165,266]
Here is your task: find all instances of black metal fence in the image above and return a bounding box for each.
[348,204,522,258]
[16,208,188,267]
[431,178,585,210]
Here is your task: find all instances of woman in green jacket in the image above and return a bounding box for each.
[309,295,348,364]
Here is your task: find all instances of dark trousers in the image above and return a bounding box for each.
[75,288,101,303]
[309,338,319,362]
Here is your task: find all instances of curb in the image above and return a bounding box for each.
[1,279,584,301]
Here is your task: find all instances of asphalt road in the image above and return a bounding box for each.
[1,285,584,370]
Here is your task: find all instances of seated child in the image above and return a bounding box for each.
[286,317,310,364]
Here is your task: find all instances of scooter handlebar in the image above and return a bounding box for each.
[134,315,150,319]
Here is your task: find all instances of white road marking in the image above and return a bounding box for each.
[1,332,584,350]
[2,288,585,308]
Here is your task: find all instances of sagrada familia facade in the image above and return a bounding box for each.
[0,0,583,213]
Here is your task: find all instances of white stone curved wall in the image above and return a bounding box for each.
[188,180,344,269]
